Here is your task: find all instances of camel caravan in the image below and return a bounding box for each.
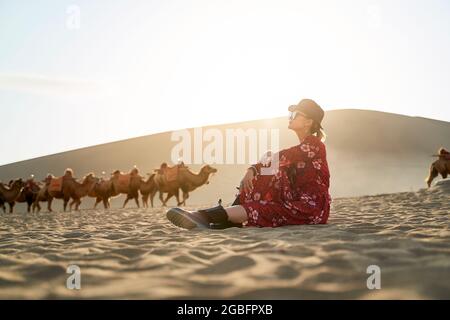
[0,162,217,213]
[1,146,448,214]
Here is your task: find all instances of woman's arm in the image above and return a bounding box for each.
[248,150,274,175]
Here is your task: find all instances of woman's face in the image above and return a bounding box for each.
[288,111,313,132]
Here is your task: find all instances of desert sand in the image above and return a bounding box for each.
[0,179,448,299]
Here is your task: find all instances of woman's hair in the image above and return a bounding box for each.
[311,121,327,142]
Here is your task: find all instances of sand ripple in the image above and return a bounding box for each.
[0,181,449,299]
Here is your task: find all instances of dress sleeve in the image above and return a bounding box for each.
[278,137,325,170]
[251,138,324,174]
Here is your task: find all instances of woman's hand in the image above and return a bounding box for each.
[241,168,256,193]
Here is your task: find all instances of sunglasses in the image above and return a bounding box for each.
[288,111,308,121]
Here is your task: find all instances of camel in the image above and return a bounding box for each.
[87,175,115,209]
[47,172,97,212]
[32,174,53,213]
[153,164,217,206]
[69,173,99,211]
[140,173,157,208]
[426,147,450,187]
[110,168,143,208]
[16,178,41,213]
[0,179,25,213]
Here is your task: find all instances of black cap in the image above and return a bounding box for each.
[288,99,324,129]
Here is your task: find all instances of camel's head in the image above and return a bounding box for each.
[202,165,218,184]
[438,147,449,155]
[203,164,218,174]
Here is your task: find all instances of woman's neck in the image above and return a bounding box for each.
[296,129,311,144]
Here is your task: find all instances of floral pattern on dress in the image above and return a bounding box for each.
[239,135,331,228]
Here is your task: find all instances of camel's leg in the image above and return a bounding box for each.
[75,199,81,211]
[123,196,130,208]
[426,164,438,188]
[94,197,101,209]
[73,199,78,211]
[159,192,164,206]
[63,197,71,212]
[69,199,76,211]
[159,191,166,207]
[162,193,169,206]
[173,189,183,206]
[1,203,6,213]
[47,198,53,212]
[150,190,157,208]
[8,202,14,214]
[142,195,148,208]
[33,200,40,213]
[102,197,109,209]
[27,200,32,213]
[163,192,175,207]
[181,191,189,206]
[134,196,140,208]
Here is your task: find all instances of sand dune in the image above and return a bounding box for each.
[0,180,448,299]
[0,109,449,213]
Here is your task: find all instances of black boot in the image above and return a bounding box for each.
[198,205,242,230]
[166,203,242,230]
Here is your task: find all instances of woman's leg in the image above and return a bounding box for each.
[224,205,248,224]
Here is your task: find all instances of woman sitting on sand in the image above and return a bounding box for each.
[166,99,331,229]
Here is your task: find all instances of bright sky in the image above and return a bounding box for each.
[0,0,449,165]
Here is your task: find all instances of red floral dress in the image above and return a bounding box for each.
[238,134,331,227]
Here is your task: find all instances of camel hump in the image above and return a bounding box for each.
[154,164,180,181]
[163,166,179,182]
[48,177,63,192]
[118,173,131,187]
